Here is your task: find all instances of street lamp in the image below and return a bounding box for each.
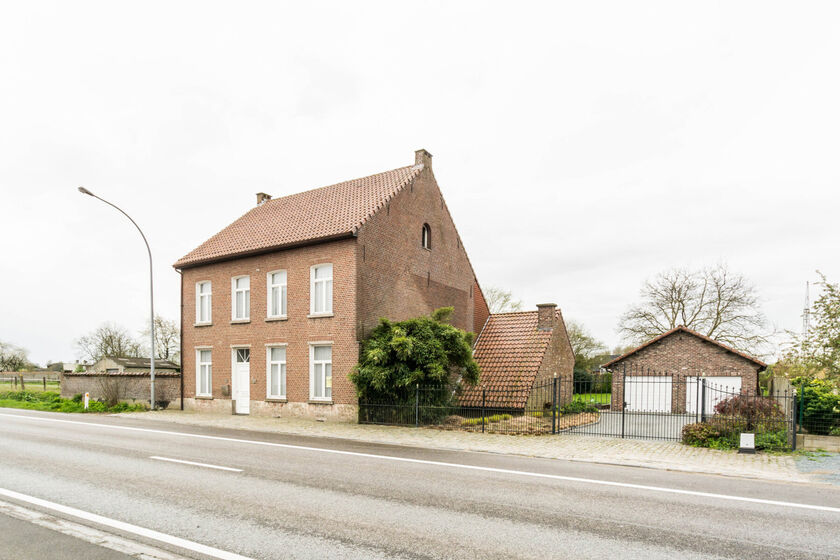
[78,187,156,410]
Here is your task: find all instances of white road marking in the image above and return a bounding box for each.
[0,487,254,560]
[3,411,839,514]
[150,455,243,472]
[0,498,187,560]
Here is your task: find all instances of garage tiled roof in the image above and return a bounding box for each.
[601,326,767,369]
[460,311,553,409]
[174,165,423,268]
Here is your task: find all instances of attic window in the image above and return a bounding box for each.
[422,224,432,250]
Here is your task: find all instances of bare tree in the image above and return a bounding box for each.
[0,341,31,372]
[566,320,607,371]
[95,376,126,407]
[76,323,142,362]
[619,264,768,353]
[484,286,523,313]
[141,315,180,364]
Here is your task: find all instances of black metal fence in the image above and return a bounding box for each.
[358,366,797,449]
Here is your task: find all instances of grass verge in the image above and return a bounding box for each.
[0,391,147,413]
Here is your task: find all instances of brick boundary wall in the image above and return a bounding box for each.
[60,372,181,407]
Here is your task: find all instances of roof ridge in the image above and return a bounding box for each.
[264,164,416,204]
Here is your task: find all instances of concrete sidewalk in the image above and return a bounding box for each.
[119,409,817,483]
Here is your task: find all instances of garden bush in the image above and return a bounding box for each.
[793,378,840,435]
[681,422,723,447]
[560,401,598,414]
[351,308,480,423]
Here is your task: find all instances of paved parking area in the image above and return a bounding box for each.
[565,411,692,440]
[116,410,819,483]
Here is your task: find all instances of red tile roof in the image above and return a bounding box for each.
[601,325,767,369]
[174,165,423,268]
[460,311,553,409]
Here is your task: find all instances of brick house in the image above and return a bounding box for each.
[173,150,491,420]
[459,304,575,411]
[602,326,766,413]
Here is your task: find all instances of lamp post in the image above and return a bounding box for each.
[78,187,156,410]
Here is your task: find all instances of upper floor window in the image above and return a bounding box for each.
[310,264,333,315]
[232,276,250,321]
[267,270,287,318]
[422,223,431,250]
[196,281,212,324]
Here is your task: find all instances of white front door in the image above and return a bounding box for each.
[233,348,250,414]
[686,376,742,415]
[625,376,672,412]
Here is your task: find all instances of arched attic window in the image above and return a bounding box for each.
[421,223,432,250]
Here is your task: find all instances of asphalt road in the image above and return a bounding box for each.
[0,408,838,560]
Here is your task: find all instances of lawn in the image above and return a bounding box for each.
[573,392,611,406]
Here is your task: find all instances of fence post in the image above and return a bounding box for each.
[700,378,707,423]
[798,380,805,432]
[19,374,25,391]
[551,377,558,435]
[481,388,486,433]
[415,383,419,428]
[791,388,797,451]
[621,366,626,438]
[43,377,47,391]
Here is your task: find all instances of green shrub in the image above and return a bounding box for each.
[461,413,513,426]
[755,430,788,450]
[793,378,840,435]
[682,422,722,447]
[560,401,597,414]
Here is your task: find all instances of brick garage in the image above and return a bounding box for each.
[175,150,488,420]
[604,326,766,412]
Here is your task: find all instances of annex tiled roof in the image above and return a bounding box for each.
[460,311,553,409]
[174,165,423,268]
[63,370,181,377]
[108,357,181,370]
[601,326,767,369]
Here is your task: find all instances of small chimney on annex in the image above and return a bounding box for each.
[536,303,557,331]
[414,148,432,170]
[256,192,272,205]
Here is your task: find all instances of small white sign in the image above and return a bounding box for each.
[739,432,755,453]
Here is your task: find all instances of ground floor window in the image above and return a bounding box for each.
[267,346,286,399]
[310,344,332,400]
[196,349,212,396]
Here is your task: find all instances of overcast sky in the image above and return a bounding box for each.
[2,1,838,366]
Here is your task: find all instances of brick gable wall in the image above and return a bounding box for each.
[355,164,480,337]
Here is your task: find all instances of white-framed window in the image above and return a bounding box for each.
[267,270,287,318]
[196,349,212,397]
[231,276,250,321]
[309,344,332,400]
[310,264,333,315]
[196,281,212,324]
[266,345,287,399]
[422,223,431,250]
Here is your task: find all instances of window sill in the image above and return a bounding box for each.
[265,316,288,322]
[308,399,333,405]
[194,322,213,328]
[230,319,251,325]
[195,395,214,400]
[307,313,334,319]
[265,398,287,403]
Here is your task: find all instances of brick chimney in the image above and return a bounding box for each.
[536,303,556,331]
[256,192,272,205]
[415,149,432,170]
